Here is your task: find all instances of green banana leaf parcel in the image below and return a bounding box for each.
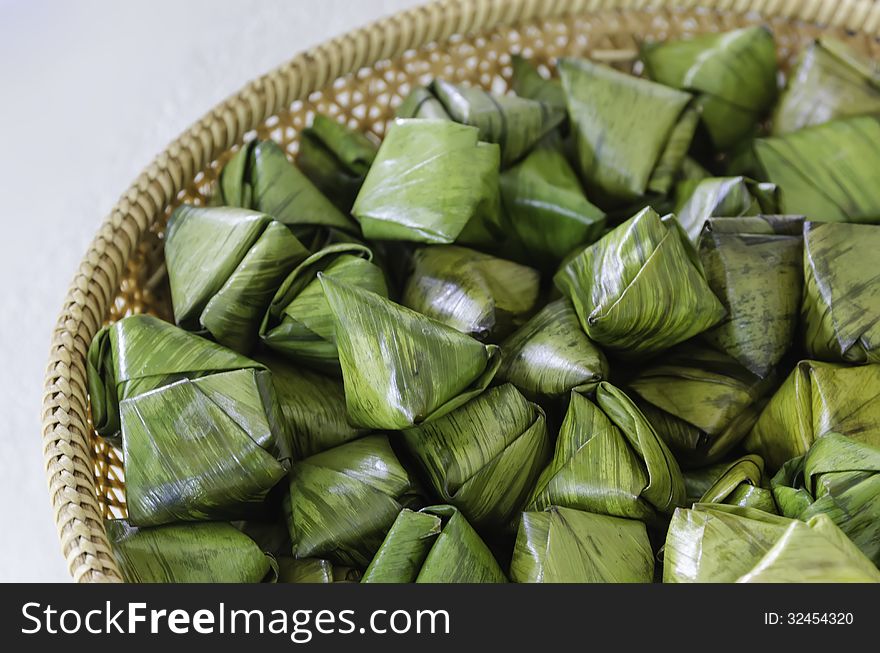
[696,454,778,513]
[510,55,566,110]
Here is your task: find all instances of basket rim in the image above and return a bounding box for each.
[41,0,880,582]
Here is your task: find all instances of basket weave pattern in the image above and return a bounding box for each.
[42,0,880,582]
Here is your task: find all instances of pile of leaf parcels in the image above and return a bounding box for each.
[92,27,880,583]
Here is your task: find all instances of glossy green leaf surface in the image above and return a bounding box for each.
[510,55,566,109]
[674,177,780,243]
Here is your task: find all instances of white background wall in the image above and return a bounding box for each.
[0,0,424,582]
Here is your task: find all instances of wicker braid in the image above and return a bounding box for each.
[42,0,880,582]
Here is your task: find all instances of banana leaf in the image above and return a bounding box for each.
[697,454,777,513]
[755,115,880,223]
[698,215,804,377]
[396,86,452,120]
[165,205,309,353]
[296,114,378,212]
[527,383,685,523]
[276,557,361,583]
[773,38,880,135]
[679,156,711,183]
[554,207,725,356]
[401,245,540,341]
[257,355,367,459]
[664,503,880,582]
[215,139,357,238]
[801,221,880,364]
[745,360,880,469]
[497,298,608,401]
[558,57,695,204]
[402,384,550,530]
[285,434,418,567]
[361,505,507,583]
[642,27,777,149]
[673,177,780,243]
[499,139,606,264]
[352,118,502,246]
[428,78,565,166]
[232,518,291,557]
[510,54,566,110]
[260,243,388,371]
[627,341,777,466]
[320,274,501,430]
[106,520,276,583]
[771,433,880,565]
[510,506,654,583]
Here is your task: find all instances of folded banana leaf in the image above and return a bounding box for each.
[510,506,654,583]
[696,454,777,513]
[165,205,309,353]
[497,298,608,401]
[642,27,777,149]
[527,383,685,523]
[664,503,880,582]
[320,274,501,430]
[257,355,367,459]
[396,86,452,120]
[673,176,780,243]
[215,139,358,239]
[352,118,502,246]
[402,384,550,530]
[107,520,276,583]
[510,54,566,110]
[755,115,880,222]
[260,243,388,371]
[296,114,378,213]
[771,433,880,565]
[773,38,880,135]
[558,57,696,203]
[802,221,880,364]
[401,245,539,341]
[554,207,725,356]
[286,434,418,567]
[426,78,565,166]
[628,341,777,466]
[679,156,711,182]
[698,215,804,377]
[745,360,880,469]
[499,139,606,264]
[361,505,507,583]
[276,557,361,583]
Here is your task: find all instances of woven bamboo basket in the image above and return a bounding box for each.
[42,0,880,582]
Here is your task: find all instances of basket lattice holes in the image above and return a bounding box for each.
[91,9,878,518]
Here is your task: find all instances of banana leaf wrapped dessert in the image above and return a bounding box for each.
[527,383,685,524]
[627,342,777,466]
[402,384,550,531]
[510,55,566,110]
[259,243,388,371]
[673,176,780,243]
[395,86,451,120]
[215,139,358,241]
[746,360,880,470]
[276,557,361,583]
[320,274,501,430]
[352,119,501,245]
[296,114,378,212]
[559,57,698,204]
[88,315,288,526]
[642,26,777,149]
[510,507,654,583]
[773,38,880,135]
[499,139,606,264]
[401,245,539,341]
[755,115,880,222]
[664,504,880,582]
[285,434,419,567]
[396,79,564,166]
[107,520,276,583]
[361,506,506,583]
[165,205,309,353]
[694,454,777,513]
[258,355,367,459]
[698,215,804,377]
[801,221,880,364]
[771,434,880,565]
[497,298,608,401]
[555,207,725,357]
